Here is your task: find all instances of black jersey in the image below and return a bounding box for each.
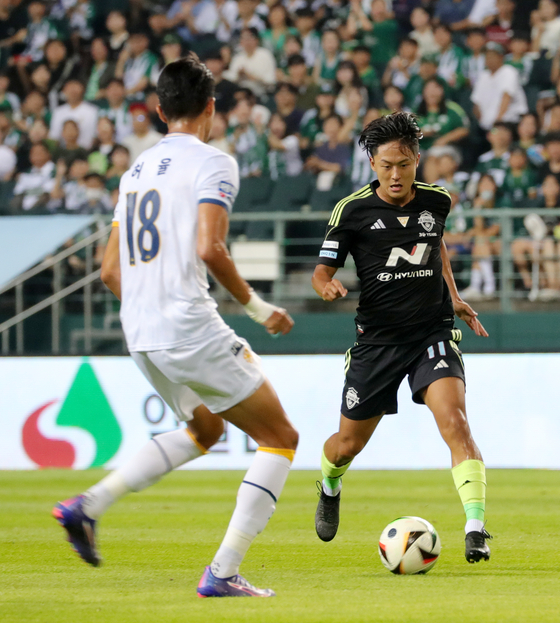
[317,180,455,345]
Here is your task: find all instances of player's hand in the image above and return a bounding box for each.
[453,299,489,337]
[322,279,348,301]
[263,308,294,335]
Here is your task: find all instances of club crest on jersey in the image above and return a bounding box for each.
[346,387,360,410]
[418,211,436,232]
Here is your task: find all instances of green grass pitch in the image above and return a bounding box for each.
[1,469,559,623]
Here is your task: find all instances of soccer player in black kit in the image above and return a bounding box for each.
[313,112,492,563]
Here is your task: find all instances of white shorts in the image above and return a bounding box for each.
[131,325,265,420]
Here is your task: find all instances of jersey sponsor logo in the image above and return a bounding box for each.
[386,243,432,267]
[394,269,433,279]
[219,181,234,196]
[370,219,386,230]
[320,250,338,259]
[397,216,409,227]
[346,387,360,410]
[231,341,244,356]
[418,211,436,232]
[377,272,393,282]
[322,240,339,249]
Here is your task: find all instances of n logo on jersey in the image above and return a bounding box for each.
[386,243,432,267]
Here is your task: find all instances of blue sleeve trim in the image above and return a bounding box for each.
[198,198,229,210]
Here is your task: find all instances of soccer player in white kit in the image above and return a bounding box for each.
[53,54,298,598]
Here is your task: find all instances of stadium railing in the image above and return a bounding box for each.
[0,207,559,355]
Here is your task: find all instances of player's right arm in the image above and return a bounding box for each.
[312,265,348,301]
[197,201,293,336]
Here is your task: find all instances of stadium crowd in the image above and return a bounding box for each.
[1,0,560,299]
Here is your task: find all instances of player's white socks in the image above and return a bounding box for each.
[465,519,485,534]
[210,448,293,579]
[82,429,204,520]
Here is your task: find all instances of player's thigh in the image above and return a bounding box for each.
[131,351,203,422]
[408,338,465,406]
[341,343,406,420]
[218,378,298,450]
[151,332,266,415]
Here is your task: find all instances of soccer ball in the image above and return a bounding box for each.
[378,516,441,575]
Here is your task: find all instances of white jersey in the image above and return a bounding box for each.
[113,132,240,352]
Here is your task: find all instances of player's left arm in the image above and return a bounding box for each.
[440,239,488,337]
[100,226,122,301]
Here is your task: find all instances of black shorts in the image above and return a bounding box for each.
[340,329,465,421]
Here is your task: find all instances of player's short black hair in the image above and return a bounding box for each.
[359,112,423,157]
[157,54,215,121]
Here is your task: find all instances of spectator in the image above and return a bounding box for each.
[461,173,501,300]
[416,78,470,181]
[0,69,20,114]
[434,23,466,90]
[382,38,420,90]
[25,63,51,102]
[305,114,352,179]
[122,102,163,163]
[404,54,441,109]
[350,107,380,190]
[54,119,88,166]
[97,78,132,143]
[312,29,342,84]
[275,33,303,80]
[224,27,276,98]
[230,87,271,129]
[286,53,320,111]
[203,50,239,114]
[50,79,98,149]
[145,89,167,134]
[230,0,267,44]
[115,31,160,99]
[471,121,514,189]
[501,146,539,206]
[79,173,112,214]
[12,140,55,211]
[471,41,528,130]
[299,83,336,150]
[262,3,298,65]
[351,46,381,107]
[516,112,545,166]
[294,8,321,68]
[531,0,560,56]
[67,0,96,47]
[83,38,115,102]
[512,174,560,296]
[208,112,233,154]
[485,0,515,48]
[504,31,533,86]
[13,90,49,133]
[435,0,477,28]
[14,117,54,172]
[50,158,89,211]
[265,112,303,179]
[227,97,267,178]
[88,117,117,174]
[409,7,439,57]
[0,121,16,180]
[381,84,408,114]
[338,87,367,144]
[434,147,471,199]
[334,61,368,117]
[106,11,129,61]
[463,27,487,89]
[105,144,130,191]
[348,0,399,76]
[160,33,183,67]
[19,1,60,62]
[539,131,560,183]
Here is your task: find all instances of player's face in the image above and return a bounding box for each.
[371,140,419,204]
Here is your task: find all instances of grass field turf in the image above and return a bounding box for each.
[1,469,559,623]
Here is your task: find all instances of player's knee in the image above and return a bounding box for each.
[337,435,366,461]
[278,423,299,451]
